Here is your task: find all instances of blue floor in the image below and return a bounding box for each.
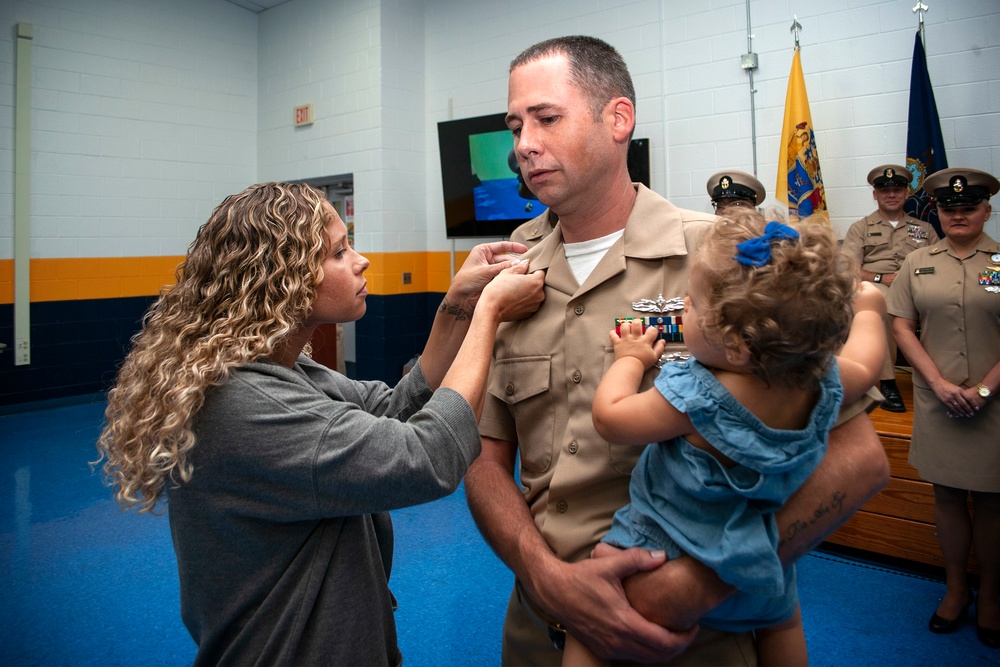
[1,400,996,666]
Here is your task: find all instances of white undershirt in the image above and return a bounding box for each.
[887,219,900,228]
[564,230,625,285]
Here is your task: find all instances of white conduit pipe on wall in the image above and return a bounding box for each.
[14,23,32,366]
[743,0,760,177]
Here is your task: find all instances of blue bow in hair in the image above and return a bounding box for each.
[734,221,800,267]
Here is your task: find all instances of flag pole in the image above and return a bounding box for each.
[913,2,928,43]
[903,2,947,238]
[790,15,802,49]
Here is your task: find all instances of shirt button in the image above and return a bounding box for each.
[568,441,579,454]
[505,383,515,395]
[572,371,582,383]
[574,304,585,316]
[556,500,568,513]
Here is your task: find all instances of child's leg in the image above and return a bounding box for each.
[754,604,808,667]
[562,633,606,667]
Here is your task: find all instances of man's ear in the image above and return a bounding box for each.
[609,97,635,142]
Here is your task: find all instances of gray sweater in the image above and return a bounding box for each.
[166,356,480,666]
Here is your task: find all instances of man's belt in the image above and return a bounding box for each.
[515,579,567,651]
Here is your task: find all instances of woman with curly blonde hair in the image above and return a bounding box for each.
[568,210,887,667]
[95,181,543,665]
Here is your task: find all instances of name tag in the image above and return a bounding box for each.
[914,267,935,275]
[866,232,883,237]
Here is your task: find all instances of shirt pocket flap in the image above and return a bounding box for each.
[489,356,551,405]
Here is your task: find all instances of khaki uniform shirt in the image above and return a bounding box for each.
[841,211,939,275]
[887,234,1000,388]
[480,185,714,563]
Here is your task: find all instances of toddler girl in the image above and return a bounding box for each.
[564,210,886,666]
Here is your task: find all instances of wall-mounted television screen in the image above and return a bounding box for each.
[437,112,650,239]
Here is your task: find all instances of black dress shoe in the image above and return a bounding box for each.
[929,594,972,634]
[880,380,906,413]
[929,611,966,634]
[978,624,1000,648]
[977,601,1000,648]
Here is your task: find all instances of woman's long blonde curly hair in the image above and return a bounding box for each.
[95,182,332,513]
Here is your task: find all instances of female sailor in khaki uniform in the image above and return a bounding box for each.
[887,167,1000,649]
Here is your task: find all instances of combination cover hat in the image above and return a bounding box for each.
[867,164,910,189]
[707,170,765,205]
[924,167,1000,207]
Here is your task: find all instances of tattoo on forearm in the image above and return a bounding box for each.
[440,299,472,321]
[778,490,848,556]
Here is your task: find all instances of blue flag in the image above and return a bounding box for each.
[904,29,947,237]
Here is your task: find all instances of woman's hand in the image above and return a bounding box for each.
[478,262,545,323]
[436,263,542,417]
[448,241,529,312]
[422,242,533,392]
[932,379,979,418]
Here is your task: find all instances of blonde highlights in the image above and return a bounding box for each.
[95,182,332,513]
[693,210,857,388]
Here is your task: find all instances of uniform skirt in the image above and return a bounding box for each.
[910,384,1000,492]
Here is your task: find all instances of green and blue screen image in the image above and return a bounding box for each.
[469,130,545,221]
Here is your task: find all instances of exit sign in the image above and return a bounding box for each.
[294,104,314,127]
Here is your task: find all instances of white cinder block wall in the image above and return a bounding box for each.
[257,0,383,250]
[378,0,428,254]
[2,0,998,261]
[0,0,258,260]
[257,0,427,255]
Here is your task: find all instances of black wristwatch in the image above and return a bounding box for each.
[872,274,882,283]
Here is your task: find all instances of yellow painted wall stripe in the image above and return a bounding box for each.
[0,252,471,304]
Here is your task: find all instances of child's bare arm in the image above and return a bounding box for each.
[593,322,693,446]
[837,282,886,403]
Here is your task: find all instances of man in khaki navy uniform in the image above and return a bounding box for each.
[841,164,940,412]
[707,170,765,214]
[464,35,889,667]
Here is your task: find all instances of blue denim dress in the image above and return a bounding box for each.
[602,358,842,632]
